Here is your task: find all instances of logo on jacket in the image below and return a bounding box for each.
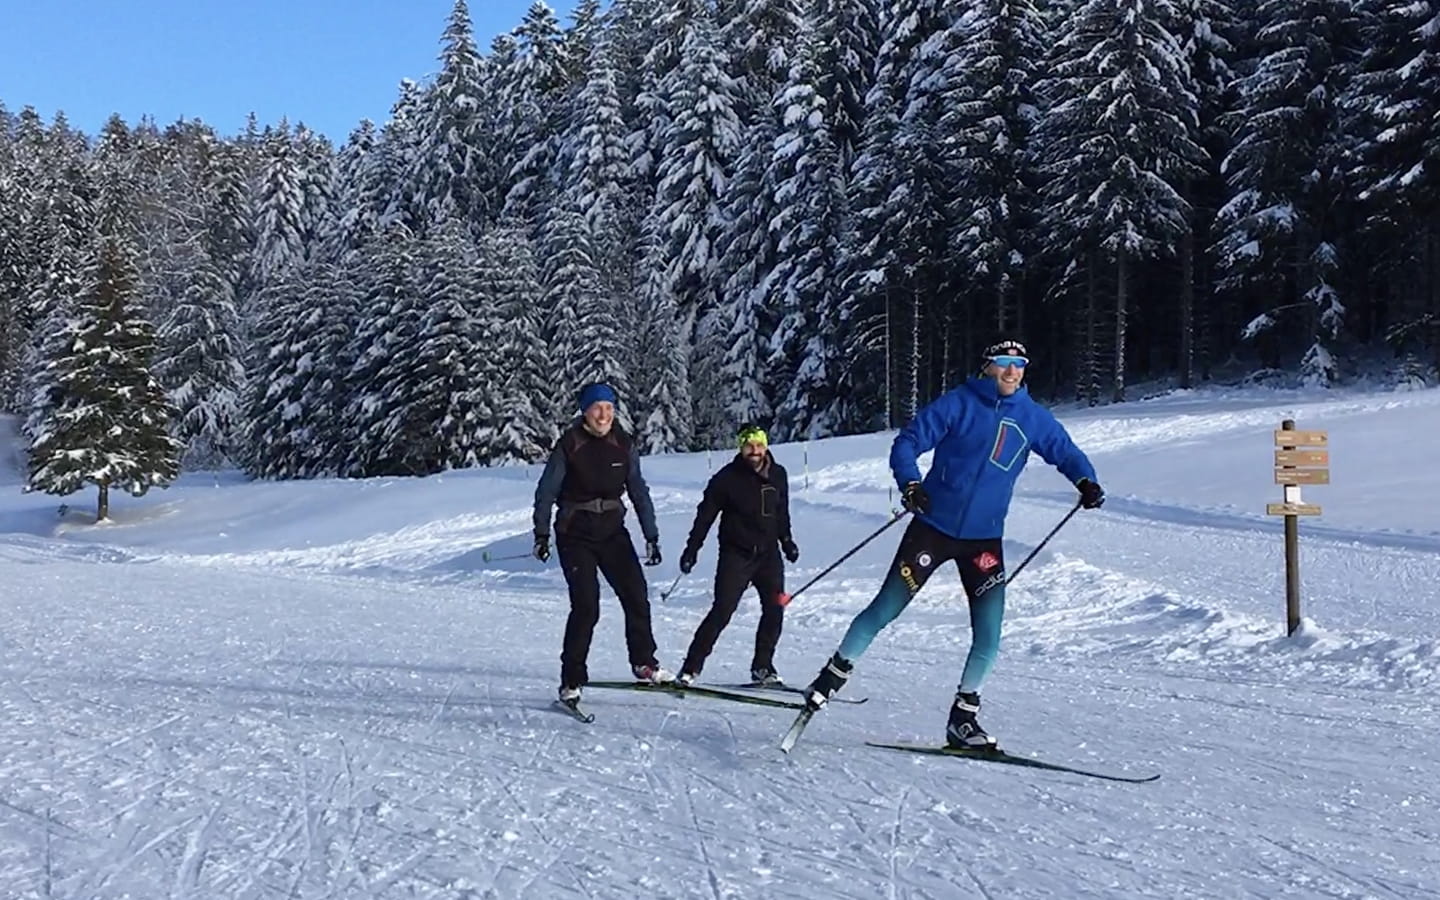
[915,551,932,569]
[989,418,1029,471]
[973,551,1000,573]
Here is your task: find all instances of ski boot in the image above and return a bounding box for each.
[946,691,997,749]
[750,665,784,687]
[676,671,697,686]
[632,662,676,684]
[803,653,853,711]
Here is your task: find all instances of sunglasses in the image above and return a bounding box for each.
[990,355,1029,369]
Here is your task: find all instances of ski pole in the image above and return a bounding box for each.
[777,510,909,607]
[482,550,534,563]
[1005,499,1082,585]
[659,571,685,603]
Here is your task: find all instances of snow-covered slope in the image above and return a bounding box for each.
[2,386,1437,898]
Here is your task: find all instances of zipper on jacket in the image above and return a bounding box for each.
[955,394,1005,536]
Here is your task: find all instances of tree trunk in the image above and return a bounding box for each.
[96,480,110,522]
[1114,252,1128,403]
[1429,217,1440,372]
[1085,250,1099,406]
[941,297,954,392]
[907,283,920,420]
[1179,216,1195,389]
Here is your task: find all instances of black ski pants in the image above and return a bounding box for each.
[557,527,658,688]
[682,546,785,677]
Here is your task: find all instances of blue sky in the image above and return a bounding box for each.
[2,0,580,143]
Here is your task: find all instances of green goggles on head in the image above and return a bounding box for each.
[737,426,769,449]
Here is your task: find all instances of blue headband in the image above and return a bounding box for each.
[577,383,618,412]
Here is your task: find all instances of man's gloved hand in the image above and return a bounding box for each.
[679,546,698,574]
[644,539,663,567]
[533,532,550,562]
[1077,478,1105,509]
[901,481,931,515]
[781,538,800,563]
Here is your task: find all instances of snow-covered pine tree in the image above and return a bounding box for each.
[939,0,1047,342]
[719,0,805,125]
[0,123,26,407]
[763,36,847,440]
[479,224,552,462]
[328,120,382,263]
[1214,0,1368,386]
[648,3,740,445]
[812,0,882,174]
[838,0,956,426]
[22,118,95,439]
[27,139,181,520]
[158,251,244,469]
[623,0,676,207]
[342,223,419,476]
[246,260,358,479]
[542,206,629,408]
[416,0,491,235]
[1169,0,1239,386]
[378,219,488,474]
[249,123,307,295]
[711,113,778,432]
[631,224,693,453]
[501,2,571,227]
[379,80,429,234]
[1035,0,1205,402]
[562,26,634,293]
[293,124,336,262]
[137,129,249,470]
[1346,0,1440,366]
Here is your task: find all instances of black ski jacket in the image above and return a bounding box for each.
[533,421,659,542]
[684,453,792,557]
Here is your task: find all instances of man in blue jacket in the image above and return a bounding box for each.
[801,340,1105,748]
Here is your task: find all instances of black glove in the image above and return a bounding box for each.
[781,538,799,563]
[901,481,931,515]
[644,539,662,566]
[533,532,550,562]
[1077,478,1105,509]
[679,546,698,574]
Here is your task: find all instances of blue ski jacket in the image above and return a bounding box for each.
[889,377,1097,539]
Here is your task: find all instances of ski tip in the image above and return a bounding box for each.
[552,699,595,723]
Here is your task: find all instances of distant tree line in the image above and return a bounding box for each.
[0,0,1437,504]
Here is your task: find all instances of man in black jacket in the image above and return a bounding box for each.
[676,424,800,686]
[533,382,672,707]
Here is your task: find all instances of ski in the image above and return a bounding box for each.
[864,741,1160,784]
[585,680,805,710]
[552,698,595,723]
[778,707,816,754]
[717,682,868,704]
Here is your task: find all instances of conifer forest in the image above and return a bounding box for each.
[1,0,1438,497]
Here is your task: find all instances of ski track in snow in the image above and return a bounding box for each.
[2,390,1439,898]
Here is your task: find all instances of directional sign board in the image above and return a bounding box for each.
[1266,502,1322,516]
[1274,429,1328,447]
[1273,449,1328,466]
[1274,468,1330,485]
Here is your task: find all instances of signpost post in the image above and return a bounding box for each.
[1266,420,1328,635]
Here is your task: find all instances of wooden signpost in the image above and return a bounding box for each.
[1266,420,1328,634]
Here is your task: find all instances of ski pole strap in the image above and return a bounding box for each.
[1006,499,1082,585]
[778,511,908,607]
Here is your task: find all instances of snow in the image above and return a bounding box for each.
[3,385,1439,898]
